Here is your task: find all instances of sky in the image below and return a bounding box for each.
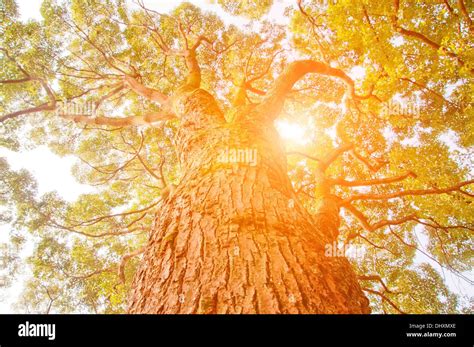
[0,146,94,312]
[1,0,472,313]
[16,0,290,25]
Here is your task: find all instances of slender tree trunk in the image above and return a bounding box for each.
[128,88,370,314]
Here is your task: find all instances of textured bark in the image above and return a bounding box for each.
[128,87,370,314]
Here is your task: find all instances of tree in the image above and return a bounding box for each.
[0,0,472,313]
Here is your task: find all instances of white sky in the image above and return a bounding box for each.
[3,0,472,313]
[0,146,94,201]
[17,0,291,25]
[0,146,94,313]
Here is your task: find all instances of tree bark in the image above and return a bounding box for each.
[128,87,370,314]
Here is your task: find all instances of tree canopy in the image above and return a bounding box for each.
[0,0,472,313]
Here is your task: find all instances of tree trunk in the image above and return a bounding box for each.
[128,88,370,314]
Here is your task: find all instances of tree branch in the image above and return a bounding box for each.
[362,288,406,314]
[329,171,416,187]
[123,75,168,104]
[343,179,474,203]
[391,0,473,74]
[457,0,473,31]
[59,111,175,126]
[319,143,354,171]
[50,221,144,238]
[117,247,146,284]
[358,275,397,294]
[0,48,57,123]
[286,151,321,162]
[0,102,56,123]
[258,60,380,118]
[351,150,388,173]
[65,267,114,280]
[163,35,212,90]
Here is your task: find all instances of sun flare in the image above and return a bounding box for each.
[275,120,310,145]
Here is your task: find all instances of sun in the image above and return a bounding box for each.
[275,120,310,145]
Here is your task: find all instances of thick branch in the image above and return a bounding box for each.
[0,77,32,84]
[118,247,146,284]
[182,50,201,89]
[319,143,354,171]
[259,60,379,118]
[163,35,211,90]
[0,102,56,123]
[123,75,168,104]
